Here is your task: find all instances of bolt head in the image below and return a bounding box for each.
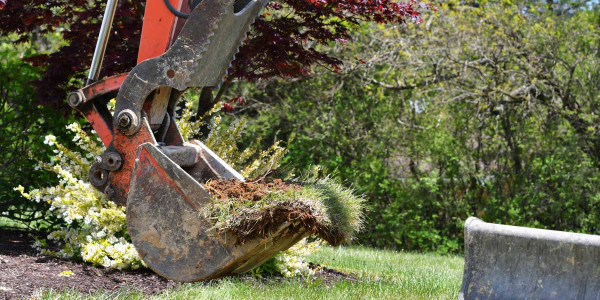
[105,152,122,171]
[118,114,131,128]
[115,109,140,135]
[67,91,83,108]
[94,155,103,165]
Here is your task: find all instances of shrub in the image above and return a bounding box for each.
[253,238,323,278]
[15,122,143,270]
[0,34,74,231]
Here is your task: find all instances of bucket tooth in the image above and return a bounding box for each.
[127,143,306,282]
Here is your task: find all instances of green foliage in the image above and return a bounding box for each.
[177,98,287,180]
[226,2,600,253]
[0,33,75,230]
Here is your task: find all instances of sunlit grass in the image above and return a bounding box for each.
[41,246,464,300]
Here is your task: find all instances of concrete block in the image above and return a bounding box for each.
[460,217,600,300]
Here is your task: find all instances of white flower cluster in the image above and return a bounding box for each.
[16,122,144,270]
[273,238,322,277]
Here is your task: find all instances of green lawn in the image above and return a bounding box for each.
[43,246,464,300]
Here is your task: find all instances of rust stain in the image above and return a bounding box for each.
[110,121,156,205]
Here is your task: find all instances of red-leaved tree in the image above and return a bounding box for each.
[0,0,430,108]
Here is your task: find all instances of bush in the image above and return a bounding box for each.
[16,122,143,269]
[253,238,323,278]
[0,34,75,231]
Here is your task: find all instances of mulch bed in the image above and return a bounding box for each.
[0,230,178,299]
[0,229,353,299]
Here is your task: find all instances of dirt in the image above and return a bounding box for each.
[205,178,299,202]
[0,230,353,299]
[309,263,356,285]
[229,204,344,246]
[204,179,344,246]
[0,230,178,299]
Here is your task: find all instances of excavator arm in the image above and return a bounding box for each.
[66,0,310,282]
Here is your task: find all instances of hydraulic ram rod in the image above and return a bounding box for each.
[87,0,119,85]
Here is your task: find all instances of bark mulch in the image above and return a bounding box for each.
[0,229,353,299]
[0,230,178,299]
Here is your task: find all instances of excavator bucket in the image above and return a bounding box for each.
[68,0,315,281]
[128,142,308,281]
[459,217,600,300]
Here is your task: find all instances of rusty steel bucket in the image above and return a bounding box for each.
[127,142,308,282]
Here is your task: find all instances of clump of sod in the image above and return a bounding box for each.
[203,178,364,246]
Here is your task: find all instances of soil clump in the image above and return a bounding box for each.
[204,179,345,246]
[204,178,299,202]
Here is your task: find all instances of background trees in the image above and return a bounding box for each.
[2,0,600,254]
[0,0,427,107]
[227,1,600,252]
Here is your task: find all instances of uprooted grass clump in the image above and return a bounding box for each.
[203,177,364,246]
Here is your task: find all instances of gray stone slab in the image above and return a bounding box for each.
[460,217,600,300]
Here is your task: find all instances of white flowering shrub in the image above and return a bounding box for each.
[271,238,322,277]
[16,97,319,276]
[15,123,144,270]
